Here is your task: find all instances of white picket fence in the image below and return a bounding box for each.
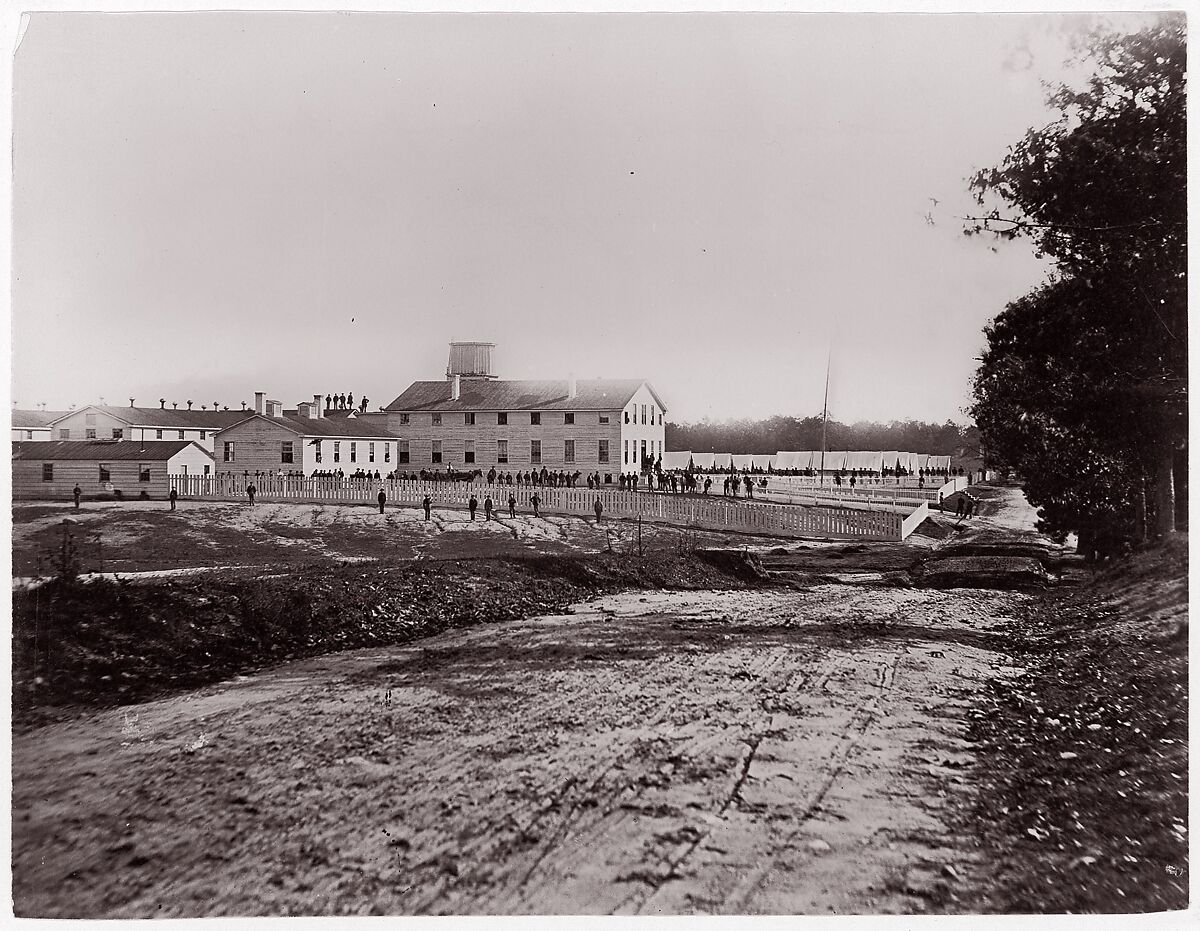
[169,473,922,541]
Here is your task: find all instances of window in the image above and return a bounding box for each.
[632,442,639,465]
[178,430,186,440]
[464,440,475,464]
[85,429,96,439]
[333,441,341,463]
[85,413,96,426]
[530,440,541,464]
[599,415,609,425]
[431,413,442,426]
[650,405,656,425]
[624,440,629,464]
[59,429,70,439]
[564,439,575,464]
[314,441,322,463]
[623,411,629,424]
[42,464,53,482]
[599,440,609,463]
[564,412,575,425]
[199,431,206,440]
[398,440,410,464]
[497,412,508,426]
[281,441,294,464]
[223,442,235,462]
[112,428,123,439]
[641,404,647,425]
[530,412,541,426]
[641,440,648,464]
[431,440,442,464]
[156,429,163,439]
[399,413,410,425]
[497,439,508,463]
[204,464,210,476]
[658,413,663,426]
[99,464,111,483]
[384,443,391,463]
[350,442,357,463]
[139,463,151,483]
[369,442,376,463]
[25,430,33,439]
[465,413,476,426]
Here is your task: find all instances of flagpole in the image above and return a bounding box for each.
[819,347,830,487]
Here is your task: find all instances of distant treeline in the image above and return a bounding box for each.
[665,416,978,457]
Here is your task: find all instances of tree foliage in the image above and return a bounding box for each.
[968,16,1186,546]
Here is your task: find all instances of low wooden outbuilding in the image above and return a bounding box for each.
[12,440,214,500]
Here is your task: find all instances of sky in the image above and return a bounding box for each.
[9,10,1163,424]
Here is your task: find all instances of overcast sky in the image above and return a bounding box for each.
[10,11,1160,424]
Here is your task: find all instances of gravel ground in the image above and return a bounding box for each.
[13,584,1028,917]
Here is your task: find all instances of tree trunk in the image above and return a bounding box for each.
[1154,444,1176,536]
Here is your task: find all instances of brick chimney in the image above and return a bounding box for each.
[451,374,461,401]
[254,392,265,415]
[313,394,323,419]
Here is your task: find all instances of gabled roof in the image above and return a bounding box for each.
[216,413,396,439]
[11,410,69,429]
[47,405,247,430]
[385,378,666,413]
[12,440,212,461]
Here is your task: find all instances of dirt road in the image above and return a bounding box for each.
[13,489,1043,916]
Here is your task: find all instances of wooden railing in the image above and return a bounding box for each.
[169,474,919,541]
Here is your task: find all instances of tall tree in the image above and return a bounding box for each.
[968,17,1186,544]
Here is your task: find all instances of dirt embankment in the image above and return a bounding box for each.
[12,550,767,729]
[962,536,1188,913]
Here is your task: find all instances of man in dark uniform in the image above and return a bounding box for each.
[468,495,478,520]
[377,488,386,514]
[594,498,603,523]
[73,485,82,509]
[530,493,540,518]
[169,487,178,511]
[508,493,516,519]
[423,495,432,520]
[246,483,256,506]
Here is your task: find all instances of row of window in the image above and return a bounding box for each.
[222,440,393,465]
[401,438,610,466]
[42,463,152,482]
[625,439,663,465]
[56,428,207,441]
[394,405,664,428]
[397,411,609,427]
[215,436,663,467]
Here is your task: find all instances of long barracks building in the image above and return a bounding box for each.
[382,342,667,479]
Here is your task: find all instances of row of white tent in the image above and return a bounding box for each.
[660,451,953,473]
